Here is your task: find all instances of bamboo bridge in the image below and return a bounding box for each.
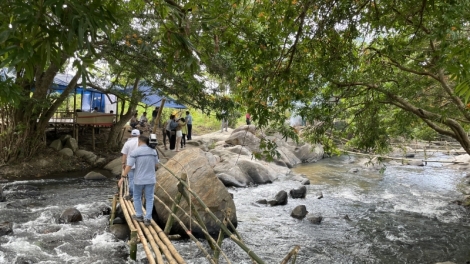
[109,164,301,264]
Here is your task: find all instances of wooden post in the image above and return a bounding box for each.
[92,125,95,151]
[129,229,138,261]
[152,98,166,133]
[164,173,187,235]
[109,194,118,226]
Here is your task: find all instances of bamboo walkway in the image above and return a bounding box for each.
[110,162,301,264]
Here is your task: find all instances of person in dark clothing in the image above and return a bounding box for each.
[168,115,178,150]
[185,111,193,140]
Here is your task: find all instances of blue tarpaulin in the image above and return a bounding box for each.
[51,74,187,110]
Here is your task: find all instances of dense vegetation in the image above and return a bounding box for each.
[1,0,470,163]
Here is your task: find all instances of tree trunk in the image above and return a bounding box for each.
[106,77,141,149]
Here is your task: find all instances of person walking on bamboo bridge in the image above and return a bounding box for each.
[120,129,140,200]
[121,135,159,227]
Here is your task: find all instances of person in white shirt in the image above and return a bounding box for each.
[119,129,140,200]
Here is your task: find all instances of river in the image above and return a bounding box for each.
[1,155,469,263]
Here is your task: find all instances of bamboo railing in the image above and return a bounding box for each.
[111,163,301,264]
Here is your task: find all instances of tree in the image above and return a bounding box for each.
[220,0,470,155]
[0,0,120,163]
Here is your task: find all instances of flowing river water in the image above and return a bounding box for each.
[1,155,470,263]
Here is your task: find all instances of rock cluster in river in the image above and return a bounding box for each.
[48,135,106,167]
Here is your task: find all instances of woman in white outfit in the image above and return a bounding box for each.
[175,117,186,152]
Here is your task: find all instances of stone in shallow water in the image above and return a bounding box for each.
[59,208,83,224]
[291,205,308,219]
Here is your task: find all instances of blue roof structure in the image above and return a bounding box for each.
[53,74,187,109]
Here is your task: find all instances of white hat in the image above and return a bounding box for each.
[131,129,140,136]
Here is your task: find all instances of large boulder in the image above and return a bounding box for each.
[0,222,13,236]
[84,171,107,180]
[59,208,83,224]
[225,131,261,153]
[65,137,79,153]
[155,148,237,238]
[49,139,63,151]
[110,224,130,240]
[104,157,123,176]
[236,160,276,184]
[94,158,107,168]
[58,148,74,157]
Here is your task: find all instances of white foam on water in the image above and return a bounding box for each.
[54,243,82,263]
[3,237,54,258]
[0,251,6,263]
[30,205,60,213]
[85,232,126,252]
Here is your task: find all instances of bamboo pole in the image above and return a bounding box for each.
[213,211,229,263]
[177,181,216,250]
[130,229,138,261]
[160,164,266,264]
[153,194,217,264]
[154,187,230,264]
[110,194,118,226]
[119,196,156,264]
[150,221,186,264]
[164,173,187,234]
[140,205,184,264]
[124,200,164,264]
[156,183,231,264]
[279,245,300,264]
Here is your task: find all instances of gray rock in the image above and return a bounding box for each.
[406,159,424,166]
[317,191,324,199]
[405,153,415,158]
[58,148,74,157]
[186,140,202,146]
[76,150,97,164]
[0,222,13,236]
[84,171,107,180]
[104,157,123,177]
[348,168,359,173]
[110,224,130,240]
[49,139,63,151]
[217,173,246,187]
[155,148,237,238]
[343,215,351,221]
[237,159,276,184]
[65,137,78,152]
[256,199,268,205]
[291,174,310,185]
[60,134,71,143]
[268,190,288,206]
[0,185,5,202]
[59,208,83,223]
[112,217,125,225]
[232,125,257,135]
[291,205,308,219]
[290,186,307,199]
[94,158,107,168]
[307,214,323,224]
[225,131,261,153]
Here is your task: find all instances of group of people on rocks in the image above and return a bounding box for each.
[162,111,192,152]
